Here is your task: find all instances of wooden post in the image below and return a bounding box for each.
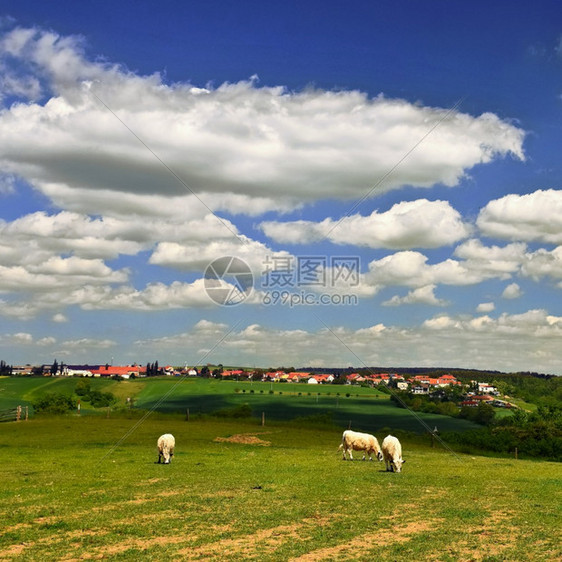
[348,420,352,430]
[515,447,518,460]
[16,405,21,422]
[261,411,265,427]
[25,406,28,421]
[186,408,190,421]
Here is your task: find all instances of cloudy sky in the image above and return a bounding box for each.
[1,1,562,374]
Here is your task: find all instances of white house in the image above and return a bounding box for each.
[478,383,498,395]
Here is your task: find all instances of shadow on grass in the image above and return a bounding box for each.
[136,393,478,435]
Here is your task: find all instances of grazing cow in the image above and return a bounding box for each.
[157,434,175,464]
[381,434,405,473]
[339,430,383,461]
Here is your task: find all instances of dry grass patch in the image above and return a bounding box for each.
[291,518,443,562]
[214,433,271,446]
[60,534,189,561]
[177,516,331,561]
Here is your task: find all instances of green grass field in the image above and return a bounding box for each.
[0,376,480,435]
[0,414,560,561]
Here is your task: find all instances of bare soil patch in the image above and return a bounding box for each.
[214,433,271,446]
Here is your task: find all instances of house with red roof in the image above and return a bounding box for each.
[89,365,141,379]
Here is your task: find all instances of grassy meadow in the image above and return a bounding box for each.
[0,376,481,435]
[0,413,561,561]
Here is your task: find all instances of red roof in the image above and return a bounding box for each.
[90,366,140,376]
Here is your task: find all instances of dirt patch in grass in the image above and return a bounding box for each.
[60,535,189,560]
[0,543,27,558]
[177,523,300,560]
[291,518,442,562]
[440,509,520,561]
[214,433,271,446]
[177,516,331,560]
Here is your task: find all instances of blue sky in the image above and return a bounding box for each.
[1,1,562,373]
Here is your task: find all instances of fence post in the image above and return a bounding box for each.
[186,408,190,422]
[16,405,21,422]
[261,411,265,427]
[515,447,518,460]
[25,406,28,421]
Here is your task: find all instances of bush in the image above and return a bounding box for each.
[87,390,116,408]
[74,379,91,397]
[33,392,77,414]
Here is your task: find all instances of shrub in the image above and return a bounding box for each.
[87,390,116,408]
[74,379,91,397]
[33,393,77,414]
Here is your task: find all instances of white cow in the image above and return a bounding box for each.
[157,433,175,464]
[339,430,383,461]
[381,434,405,472]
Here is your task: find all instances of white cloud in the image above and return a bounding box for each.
[365,251,486,289]
[77,279,215,310]
[0,26,525,217]
[477,189,562,244]
[37,336,56,346]
[260,199,471,249]
[149,237,290,275]
[502,282,522,299]
[521,246,562,284]
[453,239,526,278]
[0,174,16,195]
[383,284,448,307]
[52,313,68,323]
[2,332,33,345]
[476,302,495,313]
[133,311,562,373]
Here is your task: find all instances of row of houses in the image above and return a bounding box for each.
[12,364,199,379]
[9,364,499,397]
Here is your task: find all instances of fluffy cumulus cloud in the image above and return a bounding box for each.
[502,282,523,299]
[382,284,448,307]
[477,189,562,244]
[521,246,562,286]
[476,302,495,313]
[260,199,471,249]
[0,26,525,217]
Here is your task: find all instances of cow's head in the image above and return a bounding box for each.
[376,451,383,461]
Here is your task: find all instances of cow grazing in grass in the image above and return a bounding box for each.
[157,434,175,464]
[381,434,405,473]
[339,430,383,461]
